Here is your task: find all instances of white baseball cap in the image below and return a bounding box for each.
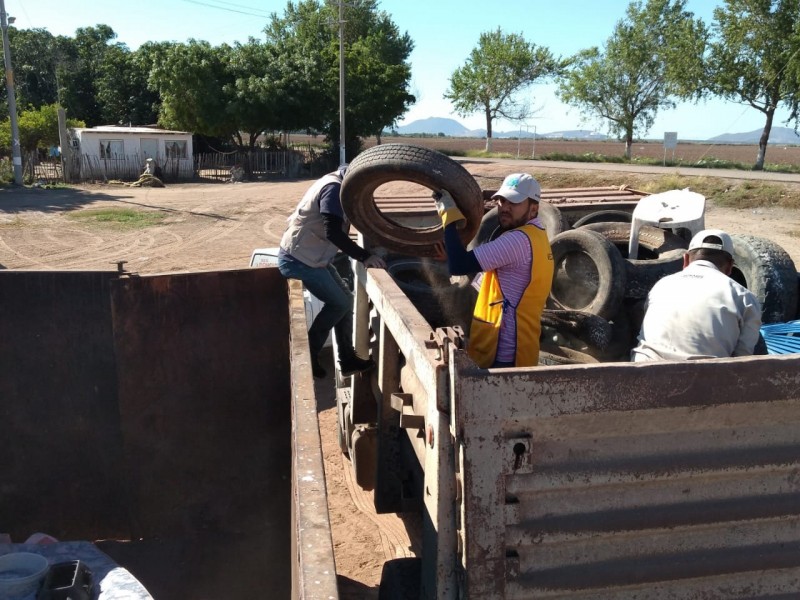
[492,173,541,204]
[688,229,734,256]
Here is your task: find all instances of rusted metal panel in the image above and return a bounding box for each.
[288,280,339,600]
[540,186,649,205]
[452,351,800,598]
[111,268,293,595]
[0,270,129,540]
[375,186,649,218]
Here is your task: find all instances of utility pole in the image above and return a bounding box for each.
[337,0,346,166]
[0,0,22,185]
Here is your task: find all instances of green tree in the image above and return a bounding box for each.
[341,5,414,144]
[705,0,800,170]
[558,0,706,158]
[96,44,160,126]
[58,25,120,126]
[4,28,62,114]
[148,40,238,140]
[265,0,414,158]
[0,103,84,153]
[445,28,564,151]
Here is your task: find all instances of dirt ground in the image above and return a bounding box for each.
[2,160,800,598]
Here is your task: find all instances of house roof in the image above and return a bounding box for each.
[71,125,192,136]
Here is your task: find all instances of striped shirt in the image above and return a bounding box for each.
[472,217,544,363]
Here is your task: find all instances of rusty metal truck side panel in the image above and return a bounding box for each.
[0,268,338,599]
[349,261,800,598]
[452,351,800,598]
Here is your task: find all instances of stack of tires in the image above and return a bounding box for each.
[340,144,799,364]
[544,209,799,364]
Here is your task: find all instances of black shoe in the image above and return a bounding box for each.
[339,355,375,377]
[311,356,327,379]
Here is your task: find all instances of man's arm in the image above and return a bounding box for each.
[732,293,763,356]
[320,182,385,268]
[322,213,371,261]
[435,191,481,275]
[443,223,482,275]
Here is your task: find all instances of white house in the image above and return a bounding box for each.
[68,125,194,180]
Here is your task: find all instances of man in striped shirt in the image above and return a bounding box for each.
[435,173,554,368]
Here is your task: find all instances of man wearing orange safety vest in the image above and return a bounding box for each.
[435,173,554,367]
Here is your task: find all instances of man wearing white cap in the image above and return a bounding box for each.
[434,173,554,368]
[631,229,762,361]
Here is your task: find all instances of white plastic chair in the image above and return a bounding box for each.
[628,189,706,258]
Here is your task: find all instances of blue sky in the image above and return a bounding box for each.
[6,0,793,140]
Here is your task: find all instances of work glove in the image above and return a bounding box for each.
[433,190,466,229]
[363,254,386,269]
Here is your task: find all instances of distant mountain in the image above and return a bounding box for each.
[394,117,472,136]
[394,118,609,140]
[394,118,800,144]
[709,126,800,145]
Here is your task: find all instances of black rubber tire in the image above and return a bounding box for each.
[378,558,421,600]
[540,309,613,350]
[341,144,483,258]
[580,222,688,300]
[538,343,600,365]
[572,209,633,228]
[729,234,799,324]
[547,228,627,319]
[466,202,568,250]
[336,393,350,457]
[583,309,637,362]
[386,257,475,329]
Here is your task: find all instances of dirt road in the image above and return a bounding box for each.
[2,160,799,597]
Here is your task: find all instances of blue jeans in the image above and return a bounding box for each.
[278,255,355,362]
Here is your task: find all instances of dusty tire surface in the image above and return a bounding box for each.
[378,557,421,600]
[547,228,627,319]
[538,343,600,365]
[730,234,799,324]
[580,222,687,299]
[341,144,483,258]
[386,257,475,329]
[572,209,633,228]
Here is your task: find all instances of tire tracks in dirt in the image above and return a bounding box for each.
[339,452,417,562]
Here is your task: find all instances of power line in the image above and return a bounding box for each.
[176,0,272,19]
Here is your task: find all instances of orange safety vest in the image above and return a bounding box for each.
[468,223,554,368]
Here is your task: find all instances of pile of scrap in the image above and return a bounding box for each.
[126,173,165,188]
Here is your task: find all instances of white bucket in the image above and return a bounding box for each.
[0,552,49,599]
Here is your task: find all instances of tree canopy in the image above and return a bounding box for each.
[705,0,800,169]
[445,28,564,151]
[558,0,706,158]
[0,1,413,156]
[0,103,84,153]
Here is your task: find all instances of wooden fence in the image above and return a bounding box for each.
[194,145,333,181]
[20,145,333,184]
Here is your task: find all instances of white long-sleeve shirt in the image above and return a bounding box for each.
[631,260,762,362]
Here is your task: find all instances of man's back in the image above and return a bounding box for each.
[632,260,762,361]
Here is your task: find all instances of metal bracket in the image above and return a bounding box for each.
[390,393,425,430]
[430,326,465,365]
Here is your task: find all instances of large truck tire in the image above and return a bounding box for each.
[378,557,421,600]
[580,222,687,299]
[341,144,483,258]
[730,234,799,324]
[538,343,600,365]
[572,209,633,228]
[547,228,627,319]
[466,203,568,250]
[386,257,476,329]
